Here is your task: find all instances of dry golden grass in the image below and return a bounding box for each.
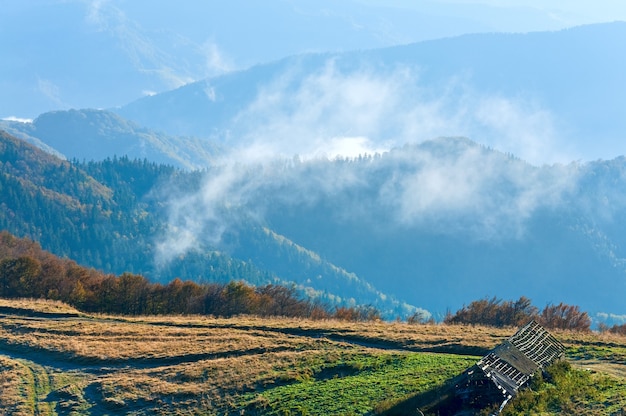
[0,315,340,361]
[93,348,363,412]
[118,314,516,353]
[2,308,625,363]
[0,297,81,315]
[0,355,34,415]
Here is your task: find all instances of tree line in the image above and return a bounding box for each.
[442,295,626,334]
[0,230,379,321]
[2,230,625,333]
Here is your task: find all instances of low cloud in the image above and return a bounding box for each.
[381,143,580,238]
[323,136,388,159]
[229,60,569,165]
[1,116,33,123]
[472,95,574,164]
[230,61,409,159]
[156,59,582,262]
[156,144,581,263]
[201,40,234,77]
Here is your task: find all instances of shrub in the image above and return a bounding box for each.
[407,310,434,325]
[538,303,591,332]
[602,323,626,336]
[444,296,537,327]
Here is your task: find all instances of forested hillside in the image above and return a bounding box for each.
[270,150,626,319]
[3,129,626,321]
[0,131,408,316]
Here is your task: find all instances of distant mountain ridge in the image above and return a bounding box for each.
[115,22,626,162]
[2,0,576,118]
[1,109,221,169]
[5,23,625,167]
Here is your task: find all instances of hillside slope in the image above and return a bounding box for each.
[271,149,626,318]
[152,136,626,319]
[1,109,221,169]
[0,131,407,315]
[4,129,626,319]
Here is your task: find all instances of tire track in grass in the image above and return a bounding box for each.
[13,358,54,415]
[12,357,95,416]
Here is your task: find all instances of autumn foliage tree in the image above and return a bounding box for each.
[0,231,379,321]
[538,302,591,332]
[601,323,626,336]
[445,296,592,332]
[0,256,42,298]
[444,296,538,327]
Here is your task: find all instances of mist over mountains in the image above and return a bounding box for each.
[2,20,626,323]
[5,22,625,165]
[116,22,626,164]
[3,126,626,321]
[154,136,626,320]
[0,129,415,316]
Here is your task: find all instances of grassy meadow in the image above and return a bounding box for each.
[1,298,626,415]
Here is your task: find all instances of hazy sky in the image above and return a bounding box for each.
[373,0,626,25]
[2,0,625,118]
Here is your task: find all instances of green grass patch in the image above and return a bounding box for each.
[239,352,477,415]
[501,360,626,415]
[567,345,626,364]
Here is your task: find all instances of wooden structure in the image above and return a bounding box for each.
[385,321,565,415]
[454,320,565,413]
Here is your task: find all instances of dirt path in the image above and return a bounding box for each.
[1,352,109,416]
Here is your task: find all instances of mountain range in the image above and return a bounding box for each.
[0,109,220,169]
[2,128,626,322]
[5,22,626,166]
[114,22,626,163]
[2,0,588,118]
[2,22,626,323]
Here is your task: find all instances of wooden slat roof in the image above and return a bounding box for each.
[475,320,565,397]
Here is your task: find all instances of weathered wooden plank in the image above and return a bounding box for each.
[454,320,566,413]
